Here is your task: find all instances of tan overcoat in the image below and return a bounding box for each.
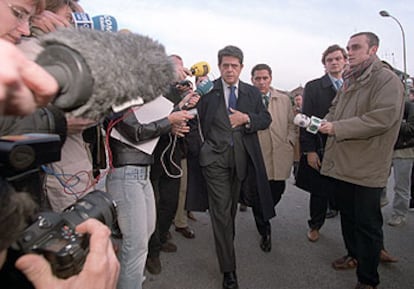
[258,88,296,180]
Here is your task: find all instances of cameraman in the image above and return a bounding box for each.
[0,1,120,288]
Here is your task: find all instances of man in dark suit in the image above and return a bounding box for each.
[196,45,273,289]
[296,44,347,242]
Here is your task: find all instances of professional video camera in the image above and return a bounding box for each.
[13,190,120,279]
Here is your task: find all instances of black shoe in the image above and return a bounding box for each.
[223,271,238,289]
[260,234,271,252]
[326,209,338,219]
[146,256,161,275]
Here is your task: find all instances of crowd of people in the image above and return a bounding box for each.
[0,1,413,289]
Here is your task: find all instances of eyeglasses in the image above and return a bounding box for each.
[7,2,32,26]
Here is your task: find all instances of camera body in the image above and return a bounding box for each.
[14,190,120,279]
[15,211,89,279]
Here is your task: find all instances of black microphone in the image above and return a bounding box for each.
[35,28,175,120]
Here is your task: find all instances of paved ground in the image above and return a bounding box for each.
[143,175,414,289]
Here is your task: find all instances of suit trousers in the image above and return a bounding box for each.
[334,179,383,287]
[202,148,241,273]
[148,168,180,258]
[252,180,285,236]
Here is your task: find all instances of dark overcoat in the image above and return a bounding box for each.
[295,74,336,195]
[186,78,275,221]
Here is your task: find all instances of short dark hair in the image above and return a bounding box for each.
[321,44,348,65]
[218,45,243,65]
[251,63,272,77]
[351,32,380,48]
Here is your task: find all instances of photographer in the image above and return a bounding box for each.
[0,1,120,288]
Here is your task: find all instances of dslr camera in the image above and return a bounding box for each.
[13,190,121,279]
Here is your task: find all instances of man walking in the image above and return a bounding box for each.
[250,63,296,252]
[319,32,404,289]
[196,45,273,289]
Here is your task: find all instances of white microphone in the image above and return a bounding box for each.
[293,113,324,134]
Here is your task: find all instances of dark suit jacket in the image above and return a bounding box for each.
[188,78,275,221]
[296,74,336,194]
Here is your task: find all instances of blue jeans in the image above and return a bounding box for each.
[392,158,414,217]
[106,165,156,289]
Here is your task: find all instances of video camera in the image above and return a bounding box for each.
[13,190,120,279]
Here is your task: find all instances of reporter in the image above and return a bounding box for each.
[15,218,120,289]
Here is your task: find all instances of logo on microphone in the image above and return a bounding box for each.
[72,12,93,29]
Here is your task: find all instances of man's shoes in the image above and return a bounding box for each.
[175,226,195,239]
[355,282,377,289]
[260,234,271,252]
[160,241,177,253]
[166,231,172,240]
[332,255,357,270]
[187,211,197,221]
[307,229,320,242]
[380,249,398,263]
[326,209,338,219]
[387,215,406,227]
[222,271,238,289]
[145,256,161,275]
[239,204,247,212]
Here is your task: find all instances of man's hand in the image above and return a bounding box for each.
[168,110,194,137]
[306,152,321,171]
[229,108,250,128]
[319,121,335,135]
[0,39,58,116]
[179,91,200,110]
[15,219,120,289]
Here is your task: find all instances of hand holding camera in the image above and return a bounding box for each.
[15,218,120,289]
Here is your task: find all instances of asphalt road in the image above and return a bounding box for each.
[143,175,414,289]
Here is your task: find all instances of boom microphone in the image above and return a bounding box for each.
[190,61,210,77]
[35,28,175,120]
[92,15,118,32]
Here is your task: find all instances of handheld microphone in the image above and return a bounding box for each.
[293,113,324,134]
[190,61,210,77]
[71,12,93,29]
[92,15,118,32]
[195,78,213,96]
[36,29,175,120]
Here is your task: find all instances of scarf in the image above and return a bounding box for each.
[342,55,378,91]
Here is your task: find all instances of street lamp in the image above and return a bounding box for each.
[379,10,408,97]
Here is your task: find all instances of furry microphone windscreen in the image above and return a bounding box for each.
[38,29,175,120]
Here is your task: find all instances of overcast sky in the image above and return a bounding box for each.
[81,0,413,91]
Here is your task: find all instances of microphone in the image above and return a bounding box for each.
[36,28,175,120]
[190,61,210,77]
[92,15,118,32]
[71,12,93,29]
[293,113,324,134]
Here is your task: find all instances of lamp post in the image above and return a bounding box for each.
[379,10,408,97]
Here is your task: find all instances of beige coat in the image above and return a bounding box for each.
[258,88,296,180]
[321,59,404,188]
